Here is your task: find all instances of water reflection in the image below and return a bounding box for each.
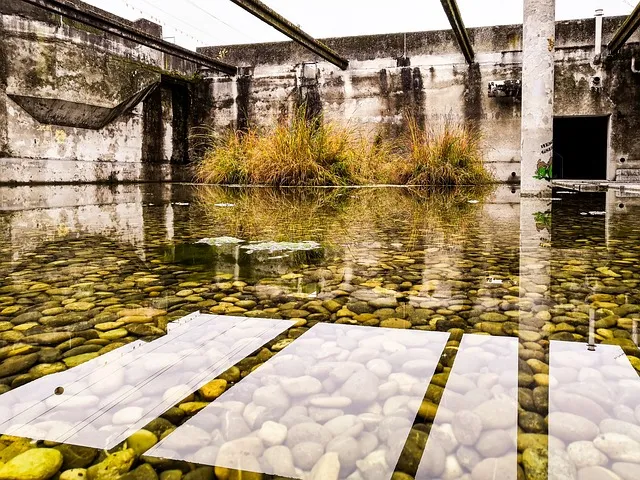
[0,184,638,480]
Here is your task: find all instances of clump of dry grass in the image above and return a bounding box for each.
[392,116,494,186]
[195,107,394,186]
[194,109,493,186]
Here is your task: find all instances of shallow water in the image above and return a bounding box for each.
[0,184,639,480]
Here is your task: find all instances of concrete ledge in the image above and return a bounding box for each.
[0,157,192,184]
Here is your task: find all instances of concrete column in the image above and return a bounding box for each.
[0,15,9,156]
[521,0,555,196]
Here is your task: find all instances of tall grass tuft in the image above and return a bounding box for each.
[194,109,493,186]
[195,107,394,186]
[394,116,494,186]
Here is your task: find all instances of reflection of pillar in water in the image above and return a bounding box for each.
[588,307,596,351]
[165,204,174,242]
[233,245,240,280]
[519,197,552,474]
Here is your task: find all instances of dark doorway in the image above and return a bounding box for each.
[553,116,608,180]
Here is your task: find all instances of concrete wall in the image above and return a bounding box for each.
[0,0,204,184]
[200,17,640,183]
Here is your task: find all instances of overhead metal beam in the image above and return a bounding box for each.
[439,0,474,64]
[229,0,349,70]
[20,0,238,75]
[609,1,640,55]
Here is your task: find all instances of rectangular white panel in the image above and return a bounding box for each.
[148,323,450,480]
[549,340,640,480]
[0,314,293,449]
[415,334,518,479]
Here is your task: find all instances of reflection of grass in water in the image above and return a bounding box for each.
[194,185,495,250]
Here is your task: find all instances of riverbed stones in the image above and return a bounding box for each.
[86,449,136,480]
[0,448,63,480]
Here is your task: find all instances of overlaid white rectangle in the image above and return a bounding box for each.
[148,323,450,480]
[0,314,293,449]
[548,340,640,480]
[415,334,518,479]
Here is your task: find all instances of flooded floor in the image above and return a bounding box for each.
[0,184,639,480]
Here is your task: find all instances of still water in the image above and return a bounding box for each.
[0,184,638,480]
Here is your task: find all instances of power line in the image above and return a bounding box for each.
[121,0,226,46]
[184,0,258,42]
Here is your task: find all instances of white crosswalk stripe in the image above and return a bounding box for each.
[0,314,293,449]
[148,323,450,480]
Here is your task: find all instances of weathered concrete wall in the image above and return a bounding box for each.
[0,0,203,184]
[200,17,640,183]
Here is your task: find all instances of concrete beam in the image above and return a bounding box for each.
[20,0,238,75]
[609,1,640,54]
[439,0,474,64]
[229,0,349,70]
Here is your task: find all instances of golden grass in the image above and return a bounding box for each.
[194,109,493,186]
[391,116,495,186]
[195,107,395,186]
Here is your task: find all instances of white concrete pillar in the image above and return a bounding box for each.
[0,15,9,156]
[521,0,556,196]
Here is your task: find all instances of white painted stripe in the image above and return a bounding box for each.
[415,334,518,479]
[148,323,449,480]
[0,314,293,449]
[548,340,640,479]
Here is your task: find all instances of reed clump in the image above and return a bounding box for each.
[195,107,393,186]
[391,116,494,186]
[195,109,493,186]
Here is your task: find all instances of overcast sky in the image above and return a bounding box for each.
[85,0,635,49]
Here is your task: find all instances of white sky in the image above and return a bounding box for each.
[85,0,636,50]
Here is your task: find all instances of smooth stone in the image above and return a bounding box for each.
[0,353,39,377]
[118,464,158,480]
[308,452,340,480]
[253,385,290,410]
[53,445,96,469]
[286,423,331,448]
[258,421,288,447]
[326,436,359,469]
[0,449,63,480]
[567,441,608,468]
[522,448,548,480]
[612,462,640,480]
[262,446,296,477]
[280,376,322,397]
[473,399,516,429]
[340,370,379,405]
[452,410,482,446]
[476,430,514,458]
[324,415,364,437]
[291,442,324,470]
[456,446,481,471]
[126,430,158,456]
[216,437,263,472]
[594,433,640,462]
[159,425,210,451]
[59,469,87,480]
[86,449,136,480]
[309,396,352,408]
[112,407,144,425]
[472,454,517,480]
[547,412,599,442]
[577,466,622,480]
[600,419,640,443]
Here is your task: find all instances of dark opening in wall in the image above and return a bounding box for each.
[553,116,608,180]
